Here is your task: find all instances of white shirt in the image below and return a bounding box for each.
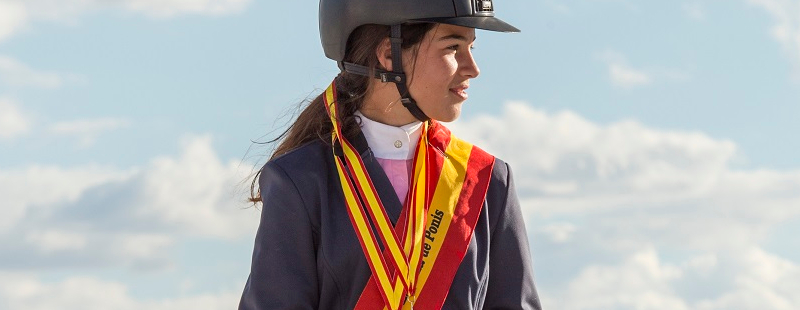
[355,111,422,160]
[355,111,422,202]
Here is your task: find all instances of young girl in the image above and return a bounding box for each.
[239,0,541,309]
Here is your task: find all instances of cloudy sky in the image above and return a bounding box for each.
[1,0,799,309]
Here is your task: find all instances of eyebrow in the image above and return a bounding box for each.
[437,34,476,42]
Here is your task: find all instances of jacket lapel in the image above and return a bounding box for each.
[342,129,403,226]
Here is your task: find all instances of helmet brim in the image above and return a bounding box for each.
[412,16,520,33]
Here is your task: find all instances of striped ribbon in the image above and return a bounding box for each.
[323,80,427,310]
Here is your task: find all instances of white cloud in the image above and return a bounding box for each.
[598,50,653,88]
[749,0,800,76]
[0,0,252,44]
[0,135,258,269]
[48,117,131,147]
[450,102,800,308]
[452,103,740,209]
[539,222,577,243]
[123,0,251,18]
[130,135,258,238]
[451,103,800,228]
[683,253,718,275]
[48,118,130,134]
[0,1,26,42]
[0,55,64,88]
[0,273,241,310]
[609,63,652,87]
[543,246,800,310]
[24,230,88,253]
[0,97,30,139]
[554,247,688,310]
[695,247,800,310]
[0,163,129,232]
[682,2,706,21]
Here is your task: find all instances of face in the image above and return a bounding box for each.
[402,24,480,122]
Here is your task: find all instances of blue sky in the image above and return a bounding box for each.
[1,0,799,309]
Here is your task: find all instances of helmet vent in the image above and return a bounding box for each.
[476,0,493,12]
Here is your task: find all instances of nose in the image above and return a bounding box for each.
[460,49,480,79]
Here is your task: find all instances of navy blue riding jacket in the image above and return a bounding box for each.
[239,132,542,310]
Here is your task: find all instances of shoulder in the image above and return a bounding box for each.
[258,139,333,188]
[256,139,332,229]
[270,138,331,169]
[461,140,511,191]
[455,135,514,209]
[490,157,511,187]
[482,156,524,237]
[484,156,513,203]
[438,122,511,188]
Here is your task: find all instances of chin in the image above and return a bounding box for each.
[421,99,463,122]
[431,109,461,123]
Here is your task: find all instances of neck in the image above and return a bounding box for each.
[360,82,417,126]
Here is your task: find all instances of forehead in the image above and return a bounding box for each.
[428,24,477,42]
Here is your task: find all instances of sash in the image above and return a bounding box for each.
[323,79,495,310]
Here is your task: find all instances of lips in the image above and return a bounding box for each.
[449,84,469,100]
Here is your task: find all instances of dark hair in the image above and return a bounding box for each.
[249,23,436,203]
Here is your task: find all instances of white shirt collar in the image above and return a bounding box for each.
[356,111,422,160]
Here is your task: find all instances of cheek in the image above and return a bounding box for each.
[409,55,459,99]
[420,58,458,88]
[439,57,459,78]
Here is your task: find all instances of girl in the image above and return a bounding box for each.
[240,0,541,309]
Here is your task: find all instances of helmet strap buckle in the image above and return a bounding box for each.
[379,72,405,84]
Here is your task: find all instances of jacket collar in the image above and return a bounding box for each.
[333,129,403,225]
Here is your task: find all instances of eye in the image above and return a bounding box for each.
[445,43,476,52]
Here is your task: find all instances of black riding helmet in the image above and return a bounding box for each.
[319,0,520,122]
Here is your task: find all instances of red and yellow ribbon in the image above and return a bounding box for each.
[323,79,495,310]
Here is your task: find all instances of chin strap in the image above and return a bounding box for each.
[341,24,431,122]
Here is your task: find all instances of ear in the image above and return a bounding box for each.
[376,37,393,72]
